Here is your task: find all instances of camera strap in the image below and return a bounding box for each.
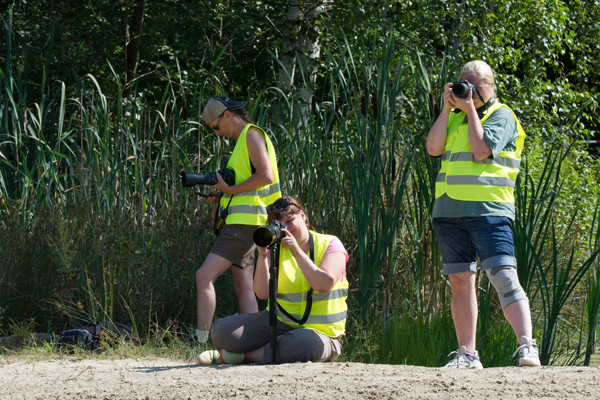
[222,193,234,210]
[276,233,315,326]
[213,194,234,235]
[476,98,496,119]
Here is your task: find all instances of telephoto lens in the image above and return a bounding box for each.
[181,168,235,187]
[253,220,287,247]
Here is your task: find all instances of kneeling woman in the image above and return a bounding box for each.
[198,196,349,364]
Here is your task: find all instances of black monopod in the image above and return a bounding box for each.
[268,241,280,364]
[253,221,286,364]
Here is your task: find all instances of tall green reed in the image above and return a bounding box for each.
[1,9,76,211]
[584,196,600,365]
[2,6,599,365]
[514,142,569,296]
[395,55,448,316]
[377,310,456,366]
[515,139,600,365]
[252,85,350,233]
[534,218,599,365]
[322,34,416,316]
[1,8,218,333]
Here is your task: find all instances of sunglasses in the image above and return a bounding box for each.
[211,114,224,131]
[267,198,300,214]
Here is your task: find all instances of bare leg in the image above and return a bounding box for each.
[503,299,533,342]
[195,253,234,331]
[231,263,258,314]
[449,271,478,352]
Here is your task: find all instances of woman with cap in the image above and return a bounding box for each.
[426,60,540,368]
[194,96,281,344]
[198,196,349,364]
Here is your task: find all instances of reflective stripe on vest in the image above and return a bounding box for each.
[434,101,525,203]
[272,231,348,338]
[220,124,281,225]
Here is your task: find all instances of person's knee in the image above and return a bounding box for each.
[449,272,475,294]
[195,267,212,287]
[485,266,527,309]
[274,330,330,364]
[276,339,317,363]
[210,319,225,348]
[211,314,253,351]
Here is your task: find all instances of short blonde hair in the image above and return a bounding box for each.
[458,60,496,96]
[458,60,494,83]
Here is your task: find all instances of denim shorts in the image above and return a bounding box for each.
[432,216,517,275]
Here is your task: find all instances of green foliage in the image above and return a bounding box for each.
[1,1,290,103]
[583,197,600,366]
[0,201,220,333]
[375,310,456,367]
[1,1,600,366]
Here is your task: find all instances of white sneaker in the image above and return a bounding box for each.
[198,349,244,365]
[513,336,541,367]
[220,349,244,364]
[198,349,221,364]
[444,346,483,369]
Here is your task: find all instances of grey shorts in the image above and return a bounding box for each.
[209,223,257,268]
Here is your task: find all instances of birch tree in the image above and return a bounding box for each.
[279,0,330,130]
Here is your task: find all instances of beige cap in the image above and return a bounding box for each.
[202,96,247,124]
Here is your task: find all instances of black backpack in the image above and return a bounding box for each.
[58,328,98,351]
[58,321,137,351]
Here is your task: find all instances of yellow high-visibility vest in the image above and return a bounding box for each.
[271,231,348,338]
[220,124,281,225]
[435,101,525,203]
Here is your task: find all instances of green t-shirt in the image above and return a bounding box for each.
[432,105,519,220]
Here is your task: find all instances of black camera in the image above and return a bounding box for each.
[181,168,235,187]
[451,80,480,99]
[253,220,287,247]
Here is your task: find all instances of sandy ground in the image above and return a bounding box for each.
[1,357,600,400]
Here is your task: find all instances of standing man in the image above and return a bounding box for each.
[426,60,540,368]
[194,96,281,344]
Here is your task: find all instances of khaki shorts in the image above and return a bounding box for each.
[210,224,257,268]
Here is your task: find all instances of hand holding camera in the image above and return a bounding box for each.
[181,168,236,234]
[254,220,287,248]
[203,191,221,204]
[448,80,486,114]
[451,80,481,100]
[210,172,234,194]
[181,168,235,198]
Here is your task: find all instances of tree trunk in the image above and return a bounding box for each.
[119,0,145,94]
[279,0,329,129]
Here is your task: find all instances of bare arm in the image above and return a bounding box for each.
[453,90,492,160]
[427,84,492,159]
[426,83,454,156]
[253,246,270,300]
[280,230,346,294]
[211,128,274,194]
[465,107,492,159]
